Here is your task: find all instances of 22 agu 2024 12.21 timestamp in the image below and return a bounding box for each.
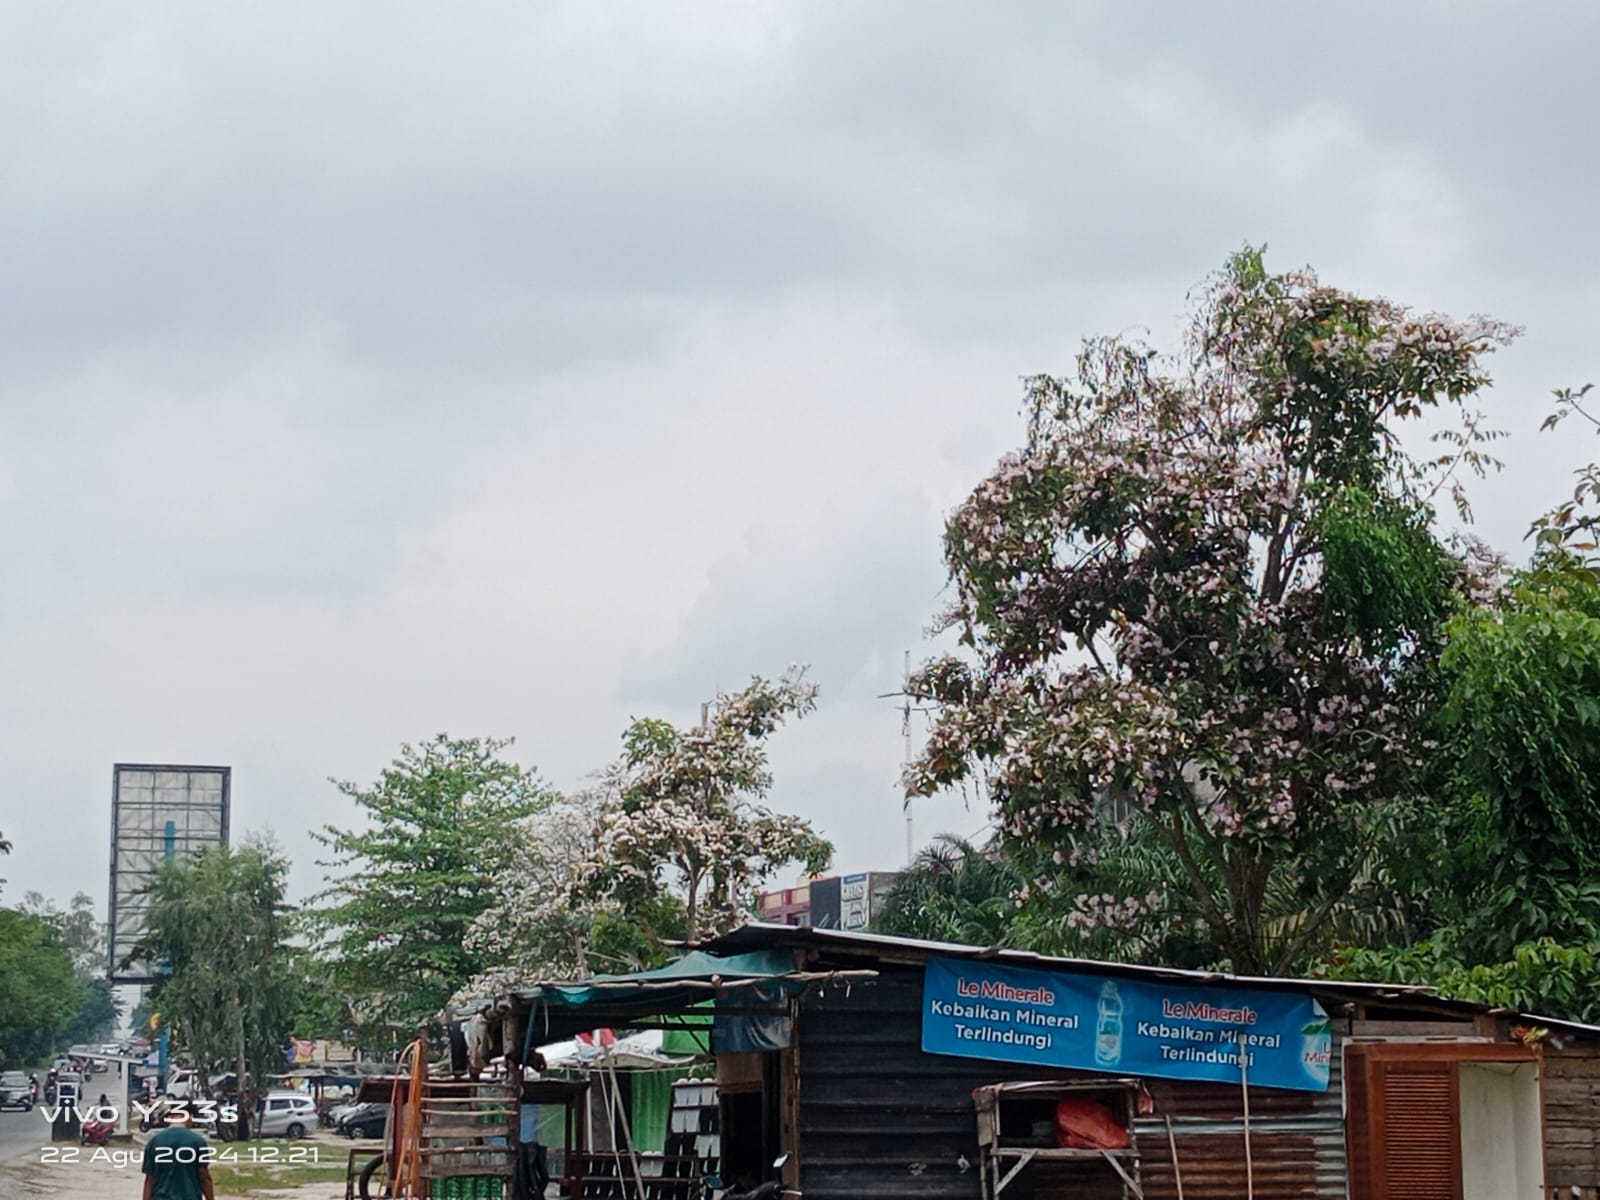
[40,1146,322,1165]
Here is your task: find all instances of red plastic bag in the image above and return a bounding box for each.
[1054,1098,1131,1150]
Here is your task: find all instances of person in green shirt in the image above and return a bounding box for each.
[142,1107,215,1200]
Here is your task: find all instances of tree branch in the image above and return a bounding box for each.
[1149,805,1233,955]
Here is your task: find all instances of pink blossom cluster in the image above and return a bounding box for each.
[904,254,1515,961]
[584,667,832,940]
[1065,889,1166,935]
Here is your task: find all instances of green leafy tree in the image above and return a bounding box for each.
[1325,387,1600,1020]
[19,890,122,1050]
[906,250,1515,974]
[1068,801,1448,969]
[22,891,106,980]
[1531,384,1600,552]
[137,839,296,1134]
[62,979,121,1045]
[1439,557,1600,956]
[873,834,1026,946]
[0,908,78,1068]
[311,735,554,1042]
[285,947,356,1044]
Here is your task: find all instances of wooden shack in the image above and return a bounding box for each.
[501,924,1600,1200]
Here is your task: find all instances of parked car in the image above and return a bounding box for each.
[257,1091,317,1139]
[339,1101,390,1139]
[165,1069,197,1100]
[324,1100,361,1129]
[0,1072,34,1111]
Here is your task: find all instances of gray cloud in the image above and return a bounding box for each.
[1,1,1596,913]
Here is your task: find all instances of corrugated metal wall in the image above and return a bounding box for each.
[1135,1062,1348,1200]
[1542,1040,1600,1191]
[795,964,1348,1200]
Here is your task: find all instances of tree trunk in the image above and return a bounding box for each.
[685,867,701,942]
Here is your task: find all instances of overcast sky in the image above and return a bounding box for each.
[3,2,1596,922]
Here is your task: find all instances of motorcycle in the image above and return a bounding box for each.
[80,1116,115,1146]
[722,1184,788,1200]
[703,1153,799,1200]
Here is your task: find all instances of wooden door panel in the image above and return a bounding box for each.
[1346,1045,1481,1200]
[1376,1062,1460,1200]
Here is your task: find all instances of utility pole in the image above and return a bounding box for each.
[879,651,922,868]
[902,650,914,866]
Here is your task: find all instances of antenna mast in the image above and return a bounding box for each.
[903,649,914,866]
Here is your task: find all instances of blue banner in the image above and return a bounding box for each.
[921,957,1331,1092]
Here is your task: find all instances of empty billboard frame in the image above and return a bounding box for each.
[108,763,231,984]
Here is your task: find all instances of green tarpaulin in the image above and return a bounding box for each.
[519,949,798,1010]
[518,949,797,1048]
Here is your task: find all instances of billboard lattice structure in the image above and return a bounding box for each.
[108,764,231,984]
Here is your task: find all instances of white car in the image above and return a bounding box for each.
[256,1091,317,1139]
[165,1070,197,1100]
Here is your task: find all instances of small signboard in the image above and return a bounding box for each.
[921,957,1331,1092]
[839,873,870,930]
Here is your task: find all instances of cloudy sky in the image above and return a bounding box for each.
[2,2,1596,921]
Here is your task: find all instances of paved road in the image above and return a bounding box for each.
[0,1104,54,1164]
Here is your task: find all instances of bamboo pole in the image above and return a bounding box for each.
[1238,1032,1254,1200]
[601,1056,648,1200]
[1164,1114,1184,1200]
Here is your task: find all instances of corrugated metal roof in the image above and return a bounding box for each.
[704,923,1434,1001]
[1517,1011,1600,1038]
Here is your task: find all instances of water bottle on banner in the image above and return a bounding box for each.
[1095,981,1123,1067]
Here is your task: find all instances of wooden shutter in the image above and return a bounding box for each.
[1345,1046,1464,1200]
[1376,1061,1461,1200]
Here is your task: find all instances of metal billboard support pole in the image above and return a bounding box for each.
[157,1019,170,1096]
[156,818,176,1095]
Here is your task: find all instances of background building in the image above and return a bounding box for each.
[759,872,899,931]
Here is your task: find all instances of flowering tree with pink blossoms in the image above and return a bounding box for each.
[587,667,834,942]
[905,250,1518,975]
[465,792,610,981]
